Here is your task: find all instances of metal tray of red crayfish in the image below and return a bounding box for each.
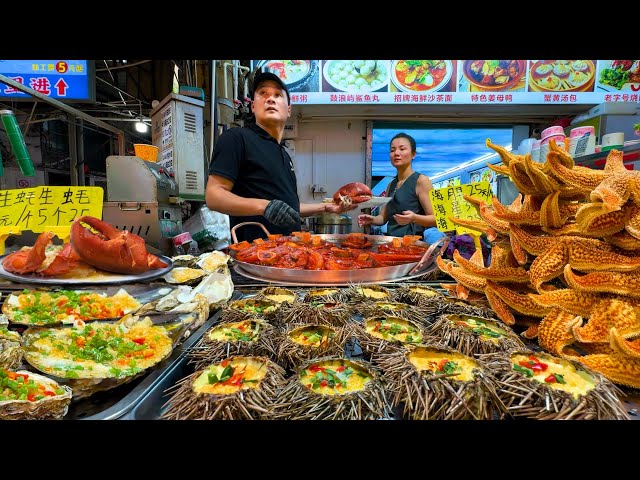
[229,231,448,285]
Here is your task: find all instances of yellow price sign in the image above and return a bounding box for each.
[429,181,493,234]
[0,186,103,234]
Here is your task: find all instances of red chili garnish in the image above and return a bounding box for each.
[544,374,557,383]
[336,366,346,372]
[438,359,449,371]
[132,337,145,345]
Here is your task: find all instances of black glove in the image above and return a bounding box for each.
[263,199,301,230]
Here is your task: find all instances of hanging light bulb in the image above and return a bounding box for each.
[135,120,148,133]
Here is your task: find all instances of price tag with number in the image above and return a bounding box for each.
[429,181,493,235]
[0,186,103,251]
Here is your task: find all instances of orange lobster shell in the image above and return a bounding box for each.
[332,182,372,206]
[70,216,167,275]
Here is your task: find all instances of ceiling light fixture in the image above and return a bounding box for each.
[135,120,148,133]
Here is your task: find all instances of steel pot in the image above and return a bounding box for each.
[309,213,352,235]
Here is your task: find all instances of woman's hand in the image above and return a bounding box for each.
[325,202,357,214]
[358,214,375,227]
[393,210,415,226]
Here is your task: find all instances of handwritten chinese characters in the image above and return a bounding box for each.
[0,186,103,232]
[429,181,493,234]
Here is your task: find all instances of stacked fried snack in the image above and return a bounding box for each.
[439,139,640,388]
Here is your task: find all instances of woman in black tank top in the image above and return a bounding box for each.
[358,132,437,237]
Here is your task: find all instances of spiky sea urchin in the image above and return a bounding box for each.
[438,296,499,320]
[479,350,629,420]
[351,316,430,361]
[355,301,428,327]
[280,301,352,327]
[160,356,287,420]
[0,327,22,370]
[271,356,391,420]
[302,288,348,304]
[220,298,280,324]
[276,323,348,371]
[188,318,278,370]
[393,283,444,308]
[255,286,298,305]
[377,344,507,420]
[345,284,393,304]
[427,313,525,356]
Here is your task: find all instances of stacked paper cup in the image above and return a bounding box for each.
[540,126,566,161]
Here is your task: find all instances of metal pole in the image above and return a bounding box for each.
[0,73,126,154]
[68,114,78,186]
[77,118,85,186]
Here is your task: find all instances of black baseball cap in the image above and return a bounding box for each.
[250,71,290,105]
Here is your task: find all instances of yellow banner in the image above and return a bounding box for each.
[429,181,493,234]
[0,186,103,232]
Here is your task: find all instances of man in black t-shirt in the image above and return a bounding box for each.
[207,71,354,242]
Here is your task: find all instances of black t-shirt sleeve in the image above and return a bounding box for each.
[208,129,245,181]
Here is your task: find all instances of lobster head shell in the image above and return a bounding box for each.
[332,182,372,207]
[70,216,167,275]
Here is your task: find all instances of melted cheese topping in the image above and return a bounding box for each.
[289,325,335,346]
[5,288,141,325]
[299,359,371,395]
[408,349,477,382]
[365,317,422,343]
[193,357,268,395]
[408,286,438,297]
[26,318,172,379]
[264,293,296,303]
[207,320,261,343]
[373,302,407,311]
[167,268,205,284]
[454,316,507,342]
[511,354,597,398]
[308,289,339,297]
[357,287,389,299]
[230,300,277,314]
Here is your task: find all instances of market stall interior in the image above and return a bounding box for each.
[0,60,639,420]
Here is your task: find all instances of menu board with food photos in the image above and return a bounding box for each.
[250,60,640,105]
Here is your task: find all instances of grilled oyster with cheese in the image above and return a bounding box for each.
[188,318,277,370]
[271,357,391,420]
[22,314,175,398]
[0,369,72,420]
[161,356,287,420]
[3,288,142,326]
[0,327,22,370]
[378,345,506,420]
[481,350,629,420]
[428,314,525,355]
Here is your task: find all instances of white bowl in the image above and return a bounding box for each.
[323,60,390,93]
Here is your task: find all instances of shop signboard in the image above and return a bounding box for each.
[250,60,640,105]
[0,60,94,101]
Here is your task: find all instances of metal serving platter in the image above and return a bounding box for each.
[230,233,449,285]
[0,254,174,285]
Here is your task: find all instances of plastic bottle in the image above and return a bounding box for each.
[187,241,200,256]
